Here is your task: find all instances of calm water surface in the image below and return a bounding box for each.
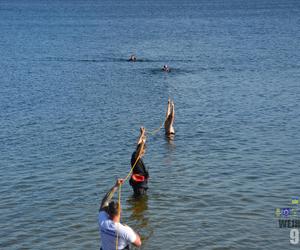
[0,0,300,249]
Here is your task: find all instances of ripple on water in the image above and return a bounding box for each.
[1,1,300,250]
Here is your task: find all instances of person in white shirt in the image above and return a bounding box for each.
[99,179,142,250]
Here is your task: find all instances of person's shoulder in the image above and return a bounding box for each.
[118,223,136,242]
[118,223,134,233]
[98,211,109,222]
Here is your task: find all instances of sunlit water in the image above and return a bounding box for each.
[1,0,300,249]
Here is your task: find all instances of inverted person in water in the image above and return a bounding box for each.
[99,179,142,250]
[129,127,149,197]
[164,99,175,135]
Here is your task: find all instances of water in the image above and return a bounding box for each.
[1,0,300,249]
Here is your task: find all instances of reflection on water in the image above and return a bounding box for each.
[1,1,299,249]
[127,195,148,225]
[126,195,153,244]
[149,68,193,75]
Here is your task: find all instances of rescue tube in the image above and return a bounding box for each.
[132,174,145,182]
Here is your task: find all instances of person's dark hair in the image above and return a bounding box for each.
[107,201,119,218]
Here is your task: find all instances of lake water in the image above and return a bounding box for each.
[0,0,300,249]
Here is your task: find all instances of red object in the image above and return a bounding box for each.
[132,174,145,182]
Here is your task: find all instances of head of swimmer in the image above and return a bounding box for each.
[163,64,169,71]
[107,201,121,221]
[130,54,136,61]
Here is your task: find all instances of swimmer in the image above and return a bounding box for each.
[128,55,137,62]
[99,179,142,250]
[164,99,175,135]
[162,64,170,72]
[129,127,149,197]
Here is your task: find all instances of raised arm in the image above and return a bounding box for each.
[100,179,123,211]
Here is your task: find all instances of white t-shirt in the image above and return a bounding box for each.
[98,211,137,250]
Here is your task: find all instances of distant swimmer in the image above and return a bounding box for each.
[164,99,175,135]
[99,179,142,250]
[128,55,137,62]
[129,127,149,197]
[162,64,170,72]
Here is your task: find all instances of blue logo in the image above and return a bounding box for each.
[282,208,291,217]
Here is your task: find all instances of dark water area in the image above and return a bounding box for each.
[0,0,300,249]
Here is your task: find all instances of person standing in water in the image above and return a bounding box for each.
[164,99,175,135]
[99,179,142,250]
[129,127,149,197]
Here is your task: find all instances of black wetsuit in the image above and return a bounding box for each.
[129,151,149,196]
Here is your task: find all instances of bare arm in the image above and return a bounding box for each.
[99,179,123,211]
[132,233,142,247]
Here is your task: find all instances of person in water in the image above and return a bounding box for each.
[128,55,137,62]
[129,127,149,197]
[99,179,142,250]
[162,64,170,72]
[164,99,175,135]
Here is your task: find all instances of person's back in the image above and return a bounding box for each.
[99,211,136,250]
[99,180,142,250]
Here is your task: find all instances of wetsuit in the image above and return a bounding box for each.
[129,151,149,196]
